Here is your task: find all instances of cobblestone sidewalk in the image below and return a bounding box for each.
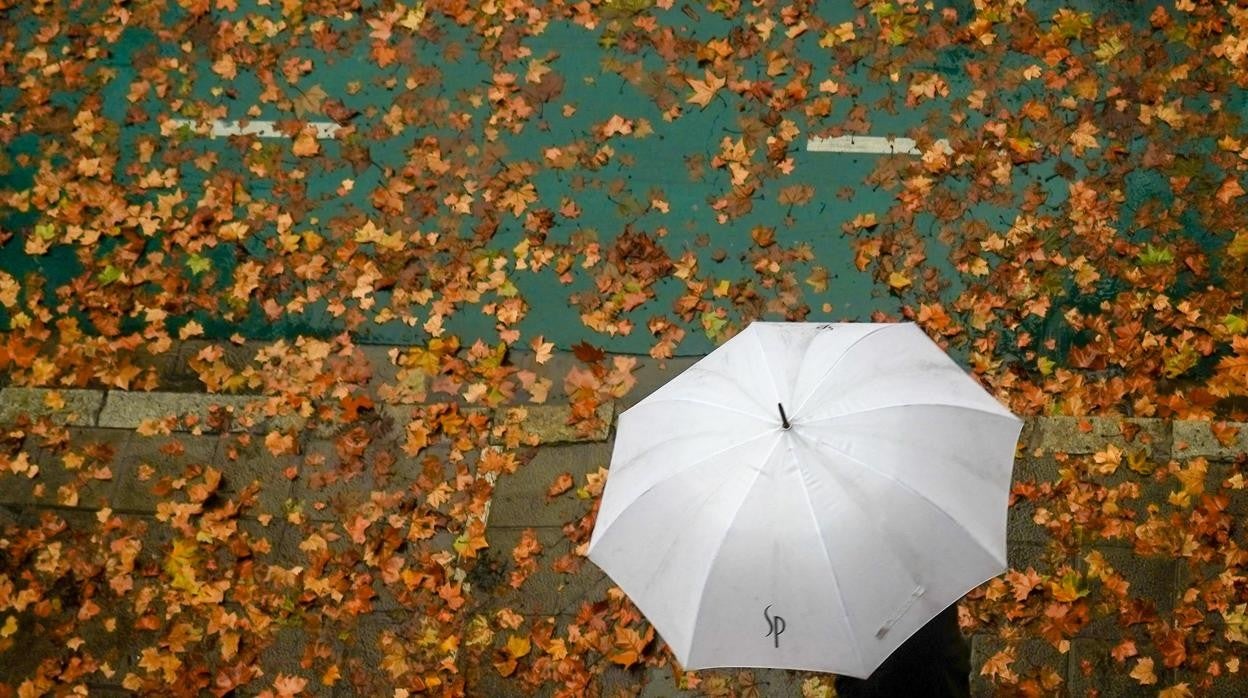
[2,342,1247,696]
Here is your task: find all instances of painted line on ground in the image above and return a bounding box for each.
[166,118,341,139]
[807,135,951,155]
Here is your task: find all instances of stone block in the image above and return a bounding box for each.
[357,343,427,404]
[133,341,200,393]
[290,442,379,524]
[1066,638,1161,698]
[381,404,491,441]
[488,442,612,527]
[289,433,458,523]
[969,634,1067,697]
[0,428,129,509]
[172,339,267,393]
[0,510,152,685]
[494,402,615,446]
[257,622,342,696]
[1175,666,1248,697]
[503,348,694,408]
[1172,420,1248,461]
[0,387,104,427]
[1029,417,1170,460]
[110,432,221,513]
[476,525,611,617]
[1080,547,1179,641]
[1011,454,1061,485]
[505,349,583,402]
[620,356,700,410]
[214,434,298,518]
[97,391,265,432]
[1006,500,1049,546]
[640,665,812,697]
[1006,542,1063,577]
[334,611,416,696]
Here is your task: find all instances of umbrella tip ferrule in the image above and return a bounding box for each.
[777,402,791,430]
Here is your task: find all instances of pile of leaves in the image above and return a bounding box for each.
[2,0,1248,695]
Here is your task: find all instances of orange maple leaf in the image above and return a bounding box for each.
[686,70,726,108]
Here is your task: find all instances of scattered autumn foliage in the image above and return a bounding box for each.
[2,0,1248,696]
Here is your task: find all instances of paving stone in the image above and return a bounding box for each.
[0,427,129,509]
[501,348,676,409]
[172,340,268,393]
[970,634,1068,697]
[1006,499,1049,546]
[1029,417,1171,460]
[334,611,421,696]
[0,510,153,686]
[1011,453,1062,484]
[1080,547,1180,641]
[289,437,440,523]
[110,432,222,513]
[214,433,298,518]
[1172,420,1248,461]
[493,402,615,445]
[358,343,428,405]
[0,387,104,427]
[474,525,611,617]
[132,341,201,393]
[80,686,139,697]
[488,441,612,527]
[1066,637,1166,698]
[97,391,267,432]
[620,356,701,410]
[256,622,342,697]
[639,665,813,697]
[381,403,491,442]
[505,349,585,402]
[1174,665,1248,697]
[1006,541,1065,575]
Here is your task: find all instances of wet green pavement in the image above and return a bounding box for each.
[0,0,1240,356]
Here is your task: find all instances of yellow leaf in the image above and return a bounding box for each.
[43,390,66,410]
[0,615,16,638]
[888,271,912,289]
[1226,230,1248,259]
[1130,657,1157,685]
[505,634,531,659]
[321,664,342,686]
[178,320,205,340]
[292,128,320,157]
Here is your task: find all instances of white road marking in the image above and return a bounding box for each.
[166,118,341,139]
[807,135,951,155]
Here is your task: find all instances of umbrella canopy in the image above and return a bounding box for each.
[586,321,1023,677]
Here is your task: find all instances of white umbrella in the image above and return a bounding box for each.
[586,321,1023,677]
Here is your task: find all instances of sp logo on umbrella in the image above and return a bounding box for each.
[763,604,786,648]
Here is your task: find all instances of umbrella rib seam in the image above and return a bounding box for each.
[682,435,782,666]
[811,438,1008,570]
[683,364,775,415]
[591,429,778,551]
[750,326,785,410]
[790,441,869,677]
[628,396,771,422]
[790,324,895,416]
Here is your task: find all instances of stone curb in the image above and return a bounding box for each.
[1173,419,1248,460]
[5,385,1248,456]
[1028,416,1171,459]
[0,387,105,427]
[2,387,618,446]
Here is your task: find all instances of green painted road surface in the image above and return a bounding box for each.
[0,0,1240,356]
